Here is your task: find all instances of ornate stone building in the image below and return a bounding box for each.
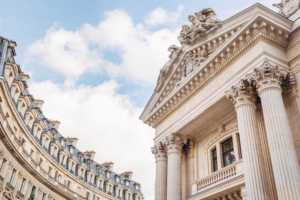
[0,38,143,199]
[140,2,300,200]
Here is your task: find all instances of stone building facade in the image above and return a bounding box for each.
[0,38,143,199]
[140,2,300,200]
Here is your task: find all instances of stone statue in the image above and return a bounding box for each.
[178,8,221,45]
[273,0,300,17]
[155,45,181,92]
[176,49,209,86]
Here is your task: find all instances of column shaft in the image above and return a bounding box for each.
[167,151,181,200]
[259,88,300,199]
[284,95,300,165]
[235,104,270,200]
[155,157,167,200]
[256,110,278,200]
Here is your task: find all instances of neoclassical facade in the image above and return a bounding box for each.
[140,2,300,200]
[0,37,143,199]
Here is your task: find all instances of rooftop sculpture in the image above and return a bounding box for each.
[177,8,221,45]
[273,0,300,18]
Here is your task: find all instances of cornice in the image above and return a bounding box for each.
[145,18,290,127]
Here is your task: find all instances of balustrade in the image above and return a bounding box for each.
[196,160,242,191]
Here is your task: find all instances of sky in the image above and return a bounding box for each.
[0,0,278,199]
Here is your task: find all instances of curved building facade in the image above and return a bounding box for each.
[0,37,143,200]
[140,3,300,200]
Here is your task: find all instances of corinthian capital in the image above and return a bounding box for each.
[246,61,288,95]
[164,133,184,154]
[225,79,256,108]
[151,142,166,159]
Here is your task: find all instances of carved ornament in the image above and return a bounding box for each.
[151,142,166,158]
[273,0,300,18]
[155,45,181,92]
[164,133,184,153]
[246,61,288,95]
[178,8,221,45]
[225,79,257,108]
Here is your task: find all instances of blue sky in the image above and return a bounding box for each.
[0,0,277,199]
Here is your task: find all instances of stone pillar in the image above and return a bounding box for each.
[283,78,300,165]
[225,80,270,200]
[256,106,278,200]
[165,133,183,200]
[151,142,167,200]
[247,62,300,199]
[185,139,195,197]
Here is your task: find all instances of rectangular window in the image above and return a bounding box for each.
[42,193,46,200]
[77,187,81,194]
[9,169,16,184]
[86,192,90,200]
[0,159,7,174]
[212,148,218,172]
[30,150,34,157]
[19,178,26,193]
[67,180,71,188]
[222,138,236,167]
[48,167,52,175]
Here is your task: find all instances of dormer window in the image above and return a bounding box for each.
[61,139,65,148]
[69,146,74,154]
[106,171,111,179]
[116,176,120,183]
[97,167,101,174]
[126,180,130,186]
[135,184,139,190]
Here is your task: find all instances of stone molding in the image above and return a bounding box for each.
[145,19,290,127]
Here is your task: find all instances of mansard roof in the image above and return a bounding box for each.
[0,36,143,194]
[140,3,294,127]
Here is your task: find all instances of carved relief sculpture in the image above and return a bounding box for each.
[178,8,221,45]
[176,49,208,86]
[155,45,181,92]
[273,0,300,18]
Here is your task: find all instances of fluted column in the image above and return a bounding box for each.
[152,142,167,200]
[283,79,300,165]
[226,80,270,200]
[256,106,277,200]
[165,133,183,200]
[247,62,300,199]
[185,139,195,197]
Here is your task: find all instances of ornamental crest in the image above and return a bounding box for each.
[273,0,300,18]
[178,8,221,45]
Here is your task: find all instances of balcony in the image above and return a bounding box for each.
[6,182,15,191]
[16,191,25,198]
[193,160,243,194]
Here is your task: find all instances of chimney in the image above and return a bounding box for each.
[49,119,60,130]
[101,161,114,170]
[34,99,44,110]
[84,150,96,160]
[66,137,78,147]
[120,171,133,179]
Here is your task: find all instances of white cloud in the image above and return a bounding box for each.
[145,5,184,26]
[29,79,155,199]
[26,9,181,85]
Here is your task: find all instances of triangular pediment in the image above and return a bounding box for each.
[140,3,293,127]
